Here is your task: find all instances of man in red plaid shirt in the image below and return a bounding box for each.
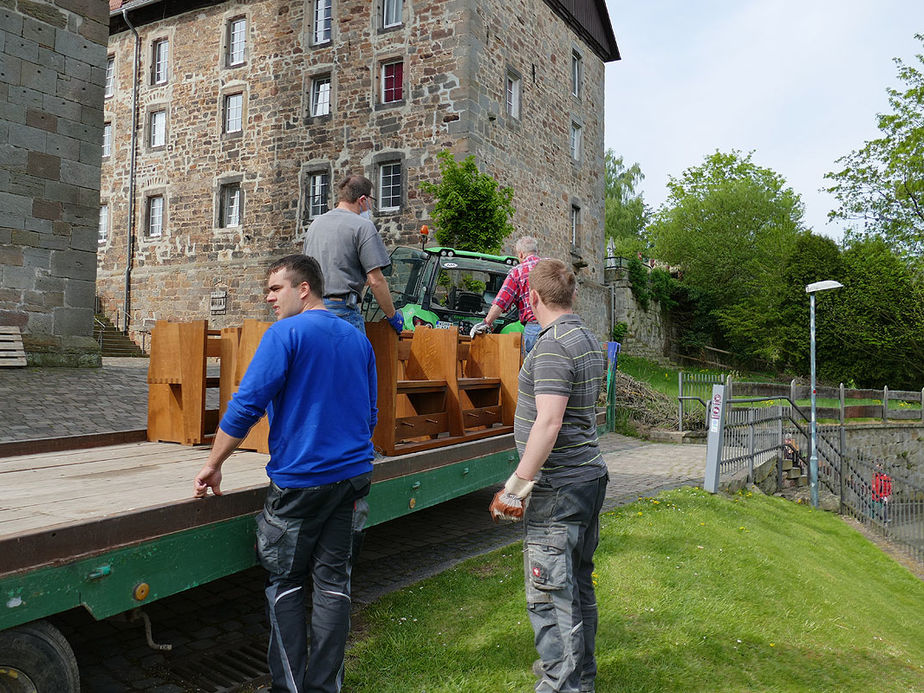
[472,236,543,353]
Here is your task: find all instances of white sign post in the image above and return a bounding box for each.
[703,384,726,493]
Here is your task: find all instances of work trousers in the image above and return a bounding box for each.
[256,472,371,693]
[523,474,608,693]
[523,321,542,355]
[323,299,366,334]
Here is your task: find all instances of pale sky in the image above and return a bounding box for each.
[603,1,924,242]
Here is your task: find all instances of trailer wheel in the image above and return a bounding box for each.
[0,620,79,693]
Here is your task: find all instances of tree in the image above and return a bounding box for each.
[776,233,844,374]
[825,34,924,260]
[603,151,648,257]
[419,151,515,254]
[824,239,924,388]
[648,150,806,364]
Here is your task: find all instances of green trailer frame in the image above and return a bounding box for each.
[0,440,518,632]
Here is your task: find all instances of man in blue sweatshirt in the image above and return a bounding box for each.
[193,254,377,693]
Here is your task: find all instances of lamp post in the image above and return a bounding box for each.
[805,280,843,508]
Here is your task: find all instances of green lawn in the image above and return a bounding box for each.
[345,488,924,692]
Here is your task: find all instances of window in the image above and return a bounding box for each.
[219,183,242,227]
[102,122,112,158]
[381,61,403,103]
[571,205,581,246]
[146,195,164,238]
[227,17,246,67]
[383,0,403,28]
[571,51,582,98]
[149,109,166,148]
[570,122,582,161]
[307,172,330,219]
[506,73,520,118]
[224,92,243,133]
[98,204,109,244]
[105,56,114,97]
[379,161,401,210]
[310,75,331,117]
[151,39,168,85]
[313,0,331,44]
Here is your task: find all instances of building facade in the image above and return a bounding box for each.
[0,0,109,366]
[98,0,618,338]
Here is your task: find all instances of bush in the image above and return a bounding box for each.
[419,151,515,254]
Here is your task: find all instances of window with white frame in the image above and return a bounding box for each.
[98,203,109,244]
[102,122,112,157]
[151,39,168,85]
[571,50,582,98]
[383,0,403,28]
[506,72,521,118]
[146,195,164,238]
[313,0,332,44]
[306,172,330,220]
[227,17,246,67]
[224,92,243,133]
[310,75,331,117]
[571,205,581,246]
[105,56,114,97]
[381,61,403,103]
[219,183,242,227]
[149,109,166,148]
[570,122,582,161]
[379,162,401,210]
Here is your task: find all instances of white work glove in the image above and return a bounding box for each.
[469,321,490,338]
[489,473,535,523]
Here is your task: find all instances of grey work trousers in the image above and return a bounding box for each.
[523,474,608,693]
[256,472,371,693]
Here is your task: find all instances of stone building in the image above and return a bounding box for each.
[98,0,619,339]
[0,0,109,366]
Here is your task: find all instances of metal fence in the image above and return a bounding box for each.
[704,387,923,563]
[678,372,727,430]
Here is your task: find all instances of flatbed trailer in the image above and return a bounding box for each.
[0,432,519,691]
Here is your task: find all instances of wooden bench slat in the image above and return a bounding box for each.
[396,379,448,394]
[458,377,501,389]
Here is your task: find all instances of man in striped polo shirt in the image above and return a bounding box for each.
[489,258,607,693]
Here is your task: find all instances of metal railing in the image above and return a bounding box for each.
[706,389,923,563]
[680,374,924,431]
[678,372,727,430]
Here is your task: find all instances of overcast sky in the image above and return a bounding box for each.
[602,1,924,241]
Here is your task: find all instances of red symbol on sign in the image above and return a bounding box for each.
[532,566,542,578]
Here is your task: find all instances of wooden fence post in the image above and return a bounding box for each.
[882,385,889,423]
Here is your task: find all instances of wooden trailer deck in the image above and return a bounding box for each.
[0,433,518,634]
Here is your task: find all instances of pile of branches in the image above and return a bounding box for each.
[606,369,701,430]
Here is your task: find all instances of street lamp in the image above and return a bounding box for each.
[805,280,843,508]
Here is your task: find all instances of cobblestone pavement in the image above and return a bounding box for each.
[2,358,707,691]
[0,357,149,441]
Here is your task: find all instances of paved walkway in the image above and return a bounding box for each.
[1,357,707,692]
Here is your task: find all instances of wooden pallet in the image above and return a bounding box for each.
[0,326,26,367]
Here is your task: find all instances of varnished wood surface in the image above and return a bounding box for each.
[0,442,271,542]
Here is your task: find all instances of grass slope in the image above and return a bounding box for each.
[345,488,923,692]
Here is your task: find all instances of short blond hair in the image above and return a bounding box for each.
[529,259,574,309]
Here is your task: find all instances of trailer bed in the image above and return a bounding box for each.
[0,435,518,630]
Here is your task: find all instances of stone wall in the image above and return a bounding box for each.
[96,0,612,338]
[0,0,108,366]
[609,276,668,361]
[843,424,923,481]
[459,0,607,285]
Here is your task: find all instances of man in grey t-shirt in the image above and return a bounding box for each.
[489,258,606,693]
[302,174,403,335]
